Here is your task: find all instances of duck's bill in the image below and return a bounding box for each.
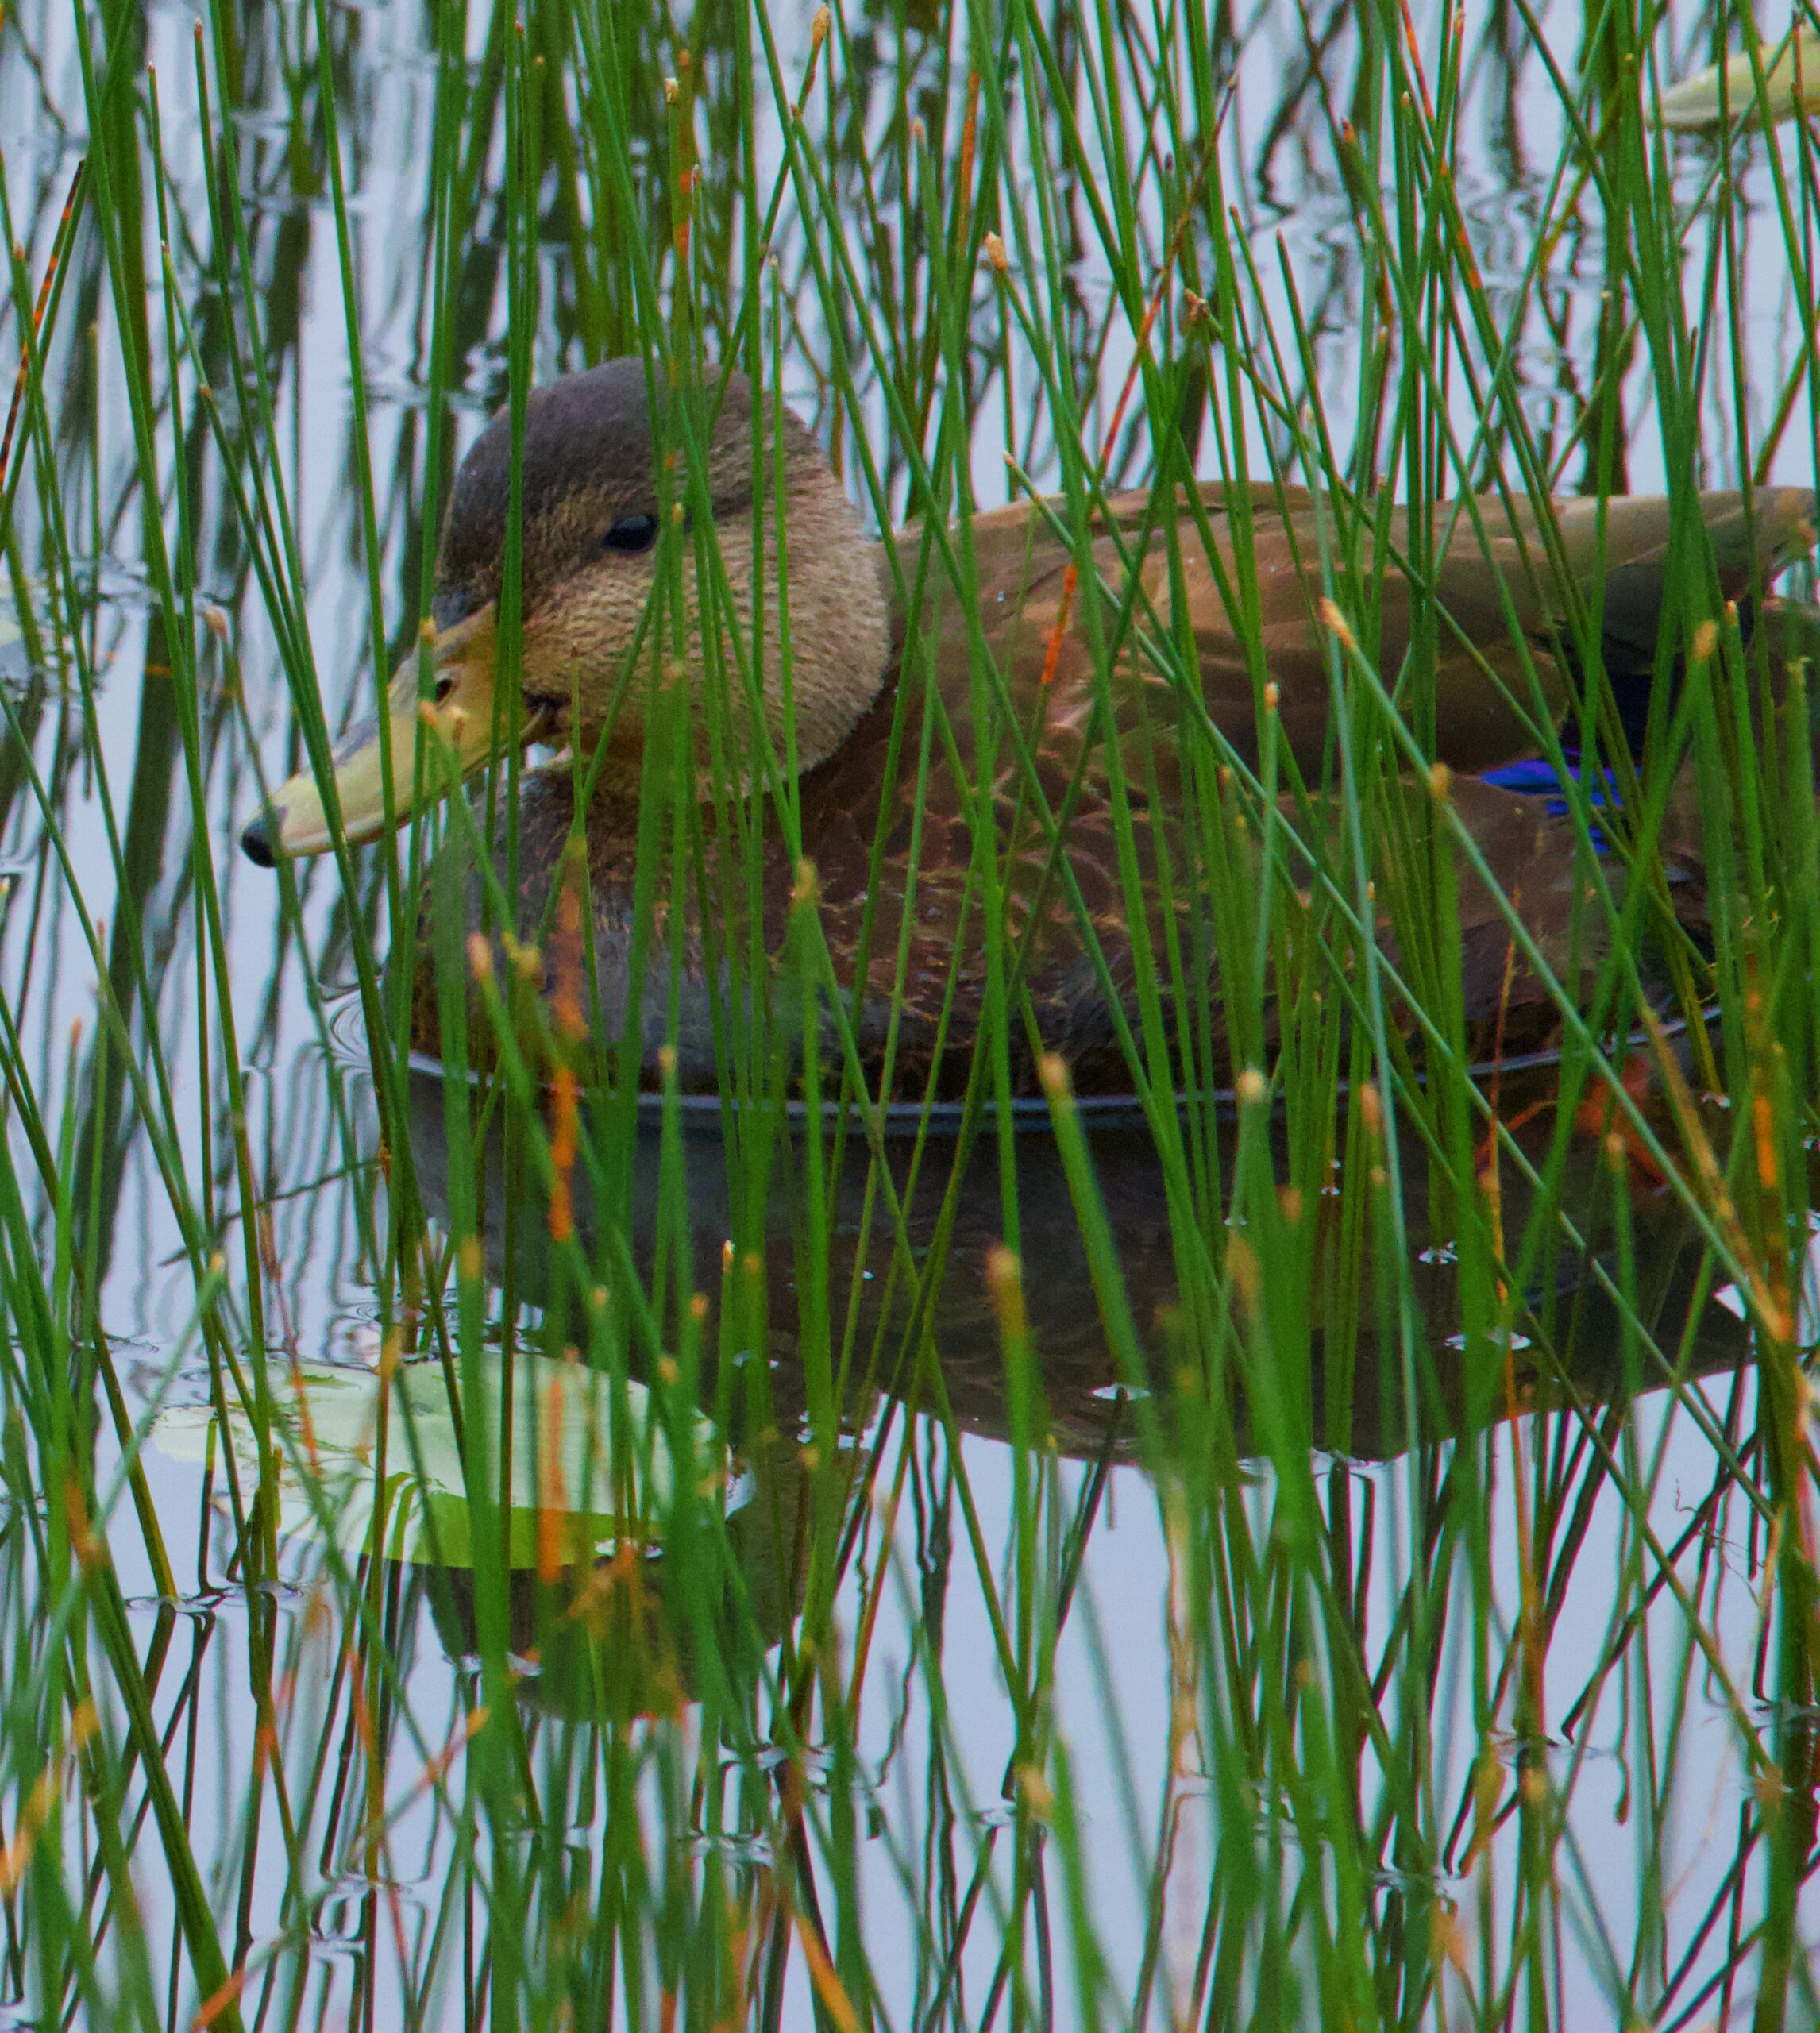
[241,607,547,865]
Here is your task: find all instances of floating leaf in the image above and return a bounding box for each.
[1659,25,1820,130]
[151,1352,723,1570]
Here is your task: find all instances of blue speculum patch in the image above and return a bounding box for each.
[1478,755,1621,847]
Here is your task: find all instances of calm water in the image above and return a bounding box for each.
[2,0,1816,2023]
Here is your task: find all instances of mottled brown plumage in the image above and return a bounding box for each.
[245,360,1818,1097]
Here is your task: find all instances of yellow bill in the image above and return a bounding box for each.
[241,606,543,864]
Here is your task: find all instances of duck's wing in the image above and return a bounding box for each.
[1418,487,1815,759]
[909,482,1814,778]
[897,482,1540,777]
[892,484,1345,778]
[1421,488,1814,663]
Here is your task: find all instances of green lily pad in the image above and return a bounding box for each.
[151,1351,723,1570]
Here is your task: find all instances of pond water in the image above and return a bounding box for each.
[2,0,1818,2026]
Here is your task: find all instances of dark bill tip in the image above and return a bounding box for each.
[240,813,278,868]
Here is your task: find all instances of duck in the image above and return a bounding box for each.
[241,357,1818,1098]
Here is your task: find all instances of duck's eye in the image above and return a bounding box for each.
[602,512,658,555]
[434,675,455,704]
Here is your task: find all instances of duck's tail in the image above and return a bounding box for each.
[1552,487,1813,698]
[1694,484,1816,581]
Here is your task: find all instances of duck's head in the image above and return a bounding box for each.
[241,358,891,865]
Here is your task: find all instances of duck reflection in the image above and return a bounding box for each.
[404,1055,1753,1470]
[150,1057,1756,1734]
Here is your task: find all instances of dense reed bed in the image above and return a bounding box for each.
[4,0,1820,2026]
